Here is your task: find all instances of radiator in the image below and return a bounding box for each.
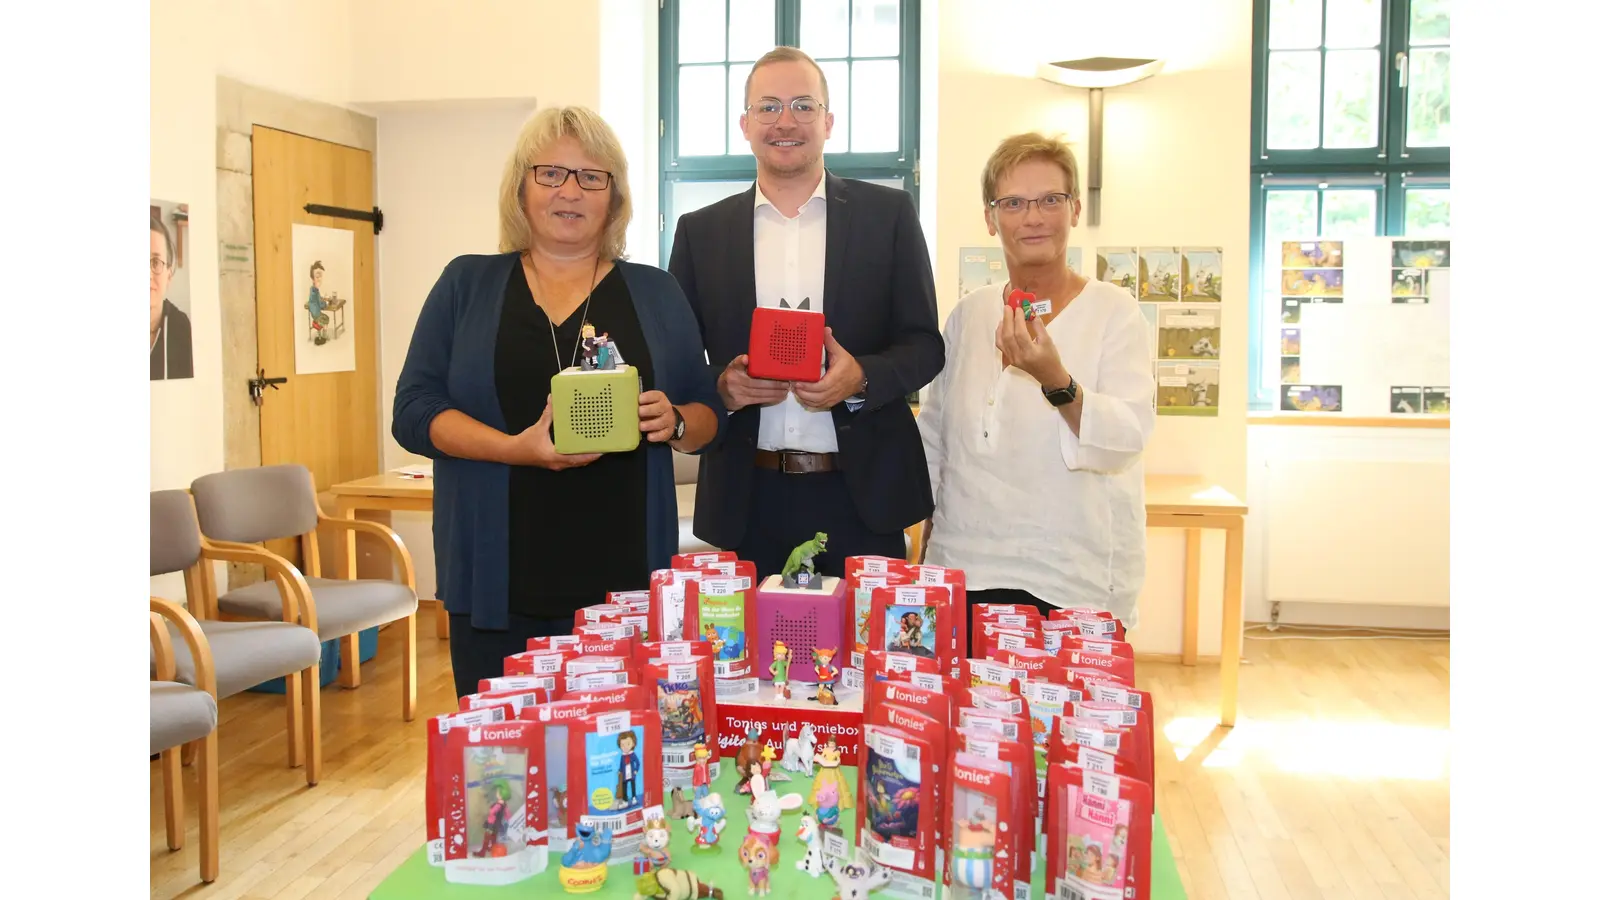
[1261,458,1450,607]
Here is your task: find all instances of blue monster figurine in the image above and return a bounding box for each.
[561,822,614,868]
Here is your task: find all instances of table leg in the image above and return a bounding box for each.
[1220,517,1245,727]
[1182,527,1201,666]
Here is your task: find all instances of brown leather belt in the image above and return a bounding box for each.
[755,449,837,474]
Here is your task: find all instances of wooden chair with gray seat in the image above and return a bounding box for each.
[150,489,325,783]
[150,596,220,883]
[188,464,420,771]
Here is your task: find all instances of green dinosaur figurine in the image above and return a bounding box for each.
[781,532,829,587]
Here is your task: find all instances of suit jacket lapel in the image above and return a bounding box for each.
[822,171,851,335]
[727,183,759,326]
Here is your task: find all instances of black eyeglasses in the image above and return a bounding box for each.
[529,165,613,191]
[746,96,827,124]
[989,192,1073,215]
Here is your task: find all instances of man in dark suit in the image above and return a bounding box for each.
[668,46,944,580]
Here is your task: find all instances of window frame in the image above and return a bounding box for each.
[1246,0,1449,410]
[658,0,922,262]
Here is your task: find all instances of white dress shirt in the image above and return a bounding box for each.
[916,280,1157,625]
[753,175,836,452]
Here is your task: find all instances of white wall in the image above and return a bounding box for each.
[150,0,358,602]
[931,0,1253,655]
[373,101,540,600]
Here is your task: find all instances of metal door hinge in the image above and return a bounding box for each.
[305,203,383,235]
[913,151,920,186]
[659,213,665,233]
[659,119,665,138]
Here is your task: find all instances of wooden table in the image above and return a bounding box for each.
[1143,474,1248,727]
[333,471,1248,726]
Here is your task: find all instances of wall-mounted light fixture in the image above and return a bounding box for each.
[1036,57,1165,227]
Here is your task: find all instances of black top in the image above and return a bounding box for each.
[495,264,654,620]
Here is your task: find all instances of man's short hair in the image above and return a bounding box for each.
[310,260,325,278]
[743,45,830,108]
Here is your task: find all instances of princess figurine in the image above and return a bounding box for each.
[808,738,853,812]
[738,833,776,896]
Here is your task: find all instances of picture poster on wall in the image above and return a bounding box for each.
[1101,245,1226,417]
[150,198,194,381]
[1269,237,1449,416]
[291,223,356,375]
[955,246,1082,300]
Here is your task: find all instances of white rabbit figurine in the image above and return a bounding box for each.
[745,788,803,846]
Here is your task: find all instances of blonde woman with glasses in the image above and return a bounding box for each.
[392,106,724,699]
[916,133,1155,635]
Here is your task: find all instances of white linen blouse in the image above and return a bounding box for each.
[916,279,1156,625]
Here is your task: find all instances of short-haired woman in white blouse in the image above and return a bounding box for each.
[916,132,1156,632]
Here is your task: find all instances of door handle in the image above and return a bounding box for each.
[249,367,288,407]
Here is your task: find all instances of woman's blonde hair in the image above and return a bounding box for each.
[498,105,632,260]
[980,132,1081,208]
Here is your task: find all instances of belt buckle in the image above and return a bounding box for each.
[779,451,798,474]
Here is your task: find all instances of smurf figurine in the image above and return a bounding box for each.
[769,640,792,700]
[687,792,728,849]
[691,742,712,801]
[810,647,840,706]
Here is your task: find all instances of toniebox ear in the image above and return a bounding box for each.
[797,297,811,310]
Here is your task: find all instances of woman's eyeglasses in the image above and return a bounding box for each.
[530,165,613,191]
[746,96,826,124]
[150,255,170,274]
[989,192,1073,215]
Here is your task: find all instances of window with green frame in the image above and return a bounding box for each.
[658,0,921,263]
[1247,0,1450,409]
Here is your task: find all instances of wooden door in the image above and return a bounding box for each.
[251,126,380,565]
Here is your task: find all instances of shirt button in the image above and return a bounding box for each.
[987,397,995,405]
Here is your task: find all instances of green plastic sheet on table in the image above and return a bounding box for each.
[370,760,1185,899]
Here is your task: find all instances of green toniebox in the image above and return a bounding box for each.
[551,364,641,454]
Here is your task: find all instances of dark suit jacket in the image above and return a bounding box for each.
[151,299,194,380]
[669,172,944,549]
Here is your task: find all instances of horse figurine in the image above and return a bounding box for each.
[781,723,817,777]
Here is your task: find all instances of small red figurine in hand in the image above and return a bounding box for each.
[1006,288,1039,321]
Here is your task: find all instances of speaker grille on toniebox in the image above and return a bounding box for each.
[773,608,819,654]
[768,322,809,366]
[572,385,615,437]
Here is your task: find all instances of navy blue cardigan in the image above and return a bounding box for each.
[391,253,723,630]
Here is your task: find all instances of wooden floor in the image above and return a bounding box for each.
[150,624,1450,900]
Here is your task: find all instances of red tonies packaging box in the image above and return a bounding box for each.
[1048,716,1145,782]
[565,708,665,861]
[846,556,913,666]
[858,715,945,896]
[649,567,703,643]
[695,570,758,680]
[1068,701,1154,788]
[1049,607,1128,642]
[1046,763,1154,900]
[995,646,1066,684]
[502,648,572,680]
[868,584,956,679]
[439,716,549,886]
[671,550,736,570]
[865,678,952,733]
[972,604,1042,659]
[953,725,1039,850]
[641,656,721,792]
[957,659,1025,696]
[1061,634,1136,659]
[574,603,648,640]
[460,686,549,715]
[1064,646,1137,684]
[426,704,516,868]
[863,648,942,687]
[906,563,969,664]
[522,688,650,849]
[944,752,1022,900]
[631,638,718,668]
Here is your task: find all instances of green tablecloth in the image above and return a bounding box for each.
[372,762,1184,899]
